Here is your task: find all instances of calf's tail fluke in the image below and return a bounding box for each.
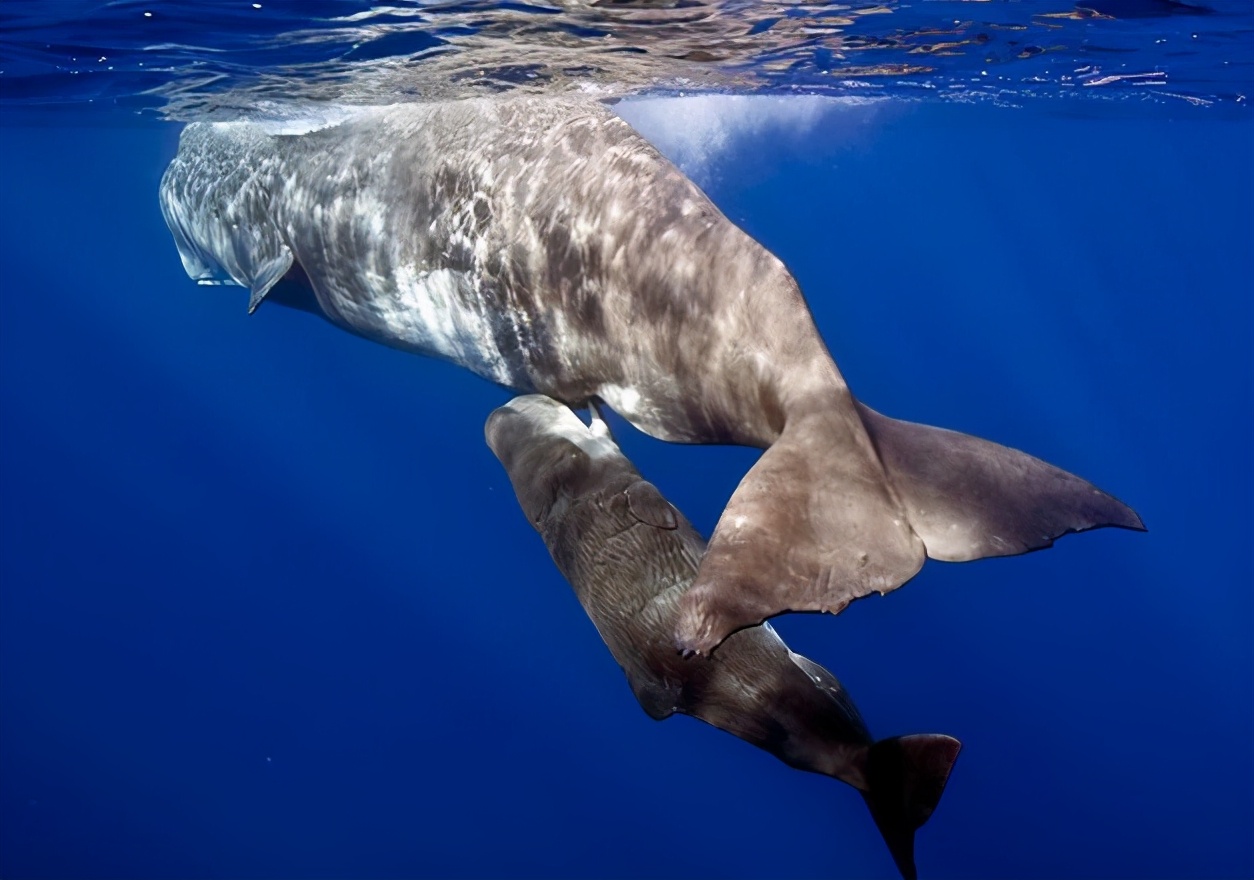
[675,395,1143,655]
[862,734,962,880]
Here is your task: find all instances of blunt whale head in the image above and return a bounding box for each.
[486,395,679,535]
[159,122,295,314]
[485,395,625,528]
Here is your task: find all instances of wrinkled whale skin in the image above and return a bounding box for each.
[485,394,962,880]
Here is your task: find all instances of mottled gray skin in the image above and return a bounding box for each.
[485,395,961,880]
[161,98,815,437]
[161,96,1144,655]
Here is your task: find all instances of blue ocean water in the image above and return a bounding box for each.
[1,3,1251,879]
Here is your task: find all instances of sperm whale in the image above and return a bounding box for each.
[159,96,1144,653]
[486,393,961,880]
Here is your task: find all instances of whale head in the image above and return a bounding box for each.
[159,123,294,314]
[485,395,629,529]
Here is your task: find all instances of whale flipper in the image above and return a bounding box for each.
[677,398,1144,655]
[245,252,296,314]
[862,734,963,880]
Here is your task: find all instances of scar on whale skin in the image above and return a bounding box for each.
[486,394,961,880]
[159,96,1145,655]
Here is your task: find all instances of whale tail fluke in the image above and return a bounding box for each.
[862,734,962,880]
[675,399,928,655]
[676,396,1143,655]
[853,402,1145,562]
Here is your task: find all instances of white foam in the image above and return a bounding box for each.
[615,94,888,186]
[207,103,376,136]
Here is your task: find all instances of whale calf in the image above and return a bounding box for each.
[160,96,1144,654]
[486,394,961,880]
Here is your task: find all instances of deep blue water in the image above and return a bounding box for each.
[1,4,1252,880]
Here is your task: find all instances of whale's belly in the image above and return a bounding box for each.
[316,260,522,388]
[280,162,543,391]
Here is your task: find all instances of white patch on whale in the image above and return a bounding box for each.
[392,265,468,354]
[509,397,619,461]
[599,383,641,416]
[346,264,512,385]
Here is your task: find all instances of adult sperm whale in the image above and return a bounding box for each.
[485,393,961,880]
[159,96,1144,654]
